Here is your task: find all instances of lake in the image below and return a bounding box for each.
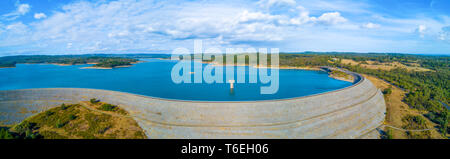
[0,59,353,101]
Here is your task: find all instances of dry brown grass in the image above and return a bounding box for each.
[364,75,443,139]
[341,59,433,72]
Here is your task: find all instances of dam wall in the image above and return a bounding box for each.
[0,74,386,139]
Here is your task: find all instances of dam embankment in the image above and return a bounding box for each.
[0,73,385,139]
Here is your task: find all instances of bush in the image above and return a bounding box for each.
[385,128,393,139]
[425,111,448,135]
[90,98,100,104]
[12,121,42,139]
[0,128,14,139]
[382,87,392,95]
[14,121,37,135]
[45,111,54,116]
[55,119,65,128]
[99,104,117,111]
[61,103,67,110]
[69,114,77,120]
[403,115,427,126]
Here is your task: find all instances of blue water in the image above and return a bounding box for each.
[0,59,352,101]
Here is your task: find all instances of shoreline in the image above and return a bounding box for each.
[80,66,113,69]
[154,58,353,82]
[189,59,324,71]
[80,64,134,69]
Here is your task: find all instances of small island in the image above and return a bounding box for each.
[81,59,142,69]
[0,99,147,139]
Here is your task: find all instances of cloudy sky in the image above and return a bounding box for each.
[0,0,449,56]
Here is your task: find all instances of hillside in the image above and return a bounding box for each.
[0,100,147,139]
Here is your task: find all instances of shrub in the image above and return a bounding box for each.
[90,98,100,104]
[45,111,54,116]
[14,121,37,135]
[382,87,392,95]
[61,103,67,110]
[0,128,14,139]
[24,131,41,139]
[68,114,77,120]
[425,111,448,135]
[99,104,117,111]
[55,119,65,128]
[384,128,393,139]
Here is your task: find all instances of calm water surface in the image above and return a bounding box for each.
[0,59,352,101]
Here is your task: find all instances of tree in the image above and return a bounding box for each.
[61,103,67,110]
[382,87,392,95]
[0,128,14,139]
[90,98,100,104]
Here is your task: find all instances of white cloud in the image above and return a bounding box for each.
[416,25,427,37]
[311,12,347,25]
[0,22,31,47]
[439,26,450,41]
[17,4,31,14]
[238,10,281,23]
[1,0,449,55]
[0,0,353,54]
[2,3,31,20]
[439,34,446,40]
[258,0,296,7]
[362,22,381,29]
[6,22,29,34]
[34,13,47,19]
[418,25,427,32]
[296,0,370,14]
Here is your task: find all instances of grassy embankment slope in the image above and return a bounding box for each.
[0,99,146,139]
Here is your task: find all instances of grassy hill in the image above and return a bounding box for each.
[0,100,147,139]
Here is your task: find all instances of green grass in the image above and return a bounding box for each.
[28,104,81,129]
[98,104,128,115]
[99,104,117,111]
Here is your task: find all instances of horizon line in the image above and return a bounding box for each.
[1,51,449,58]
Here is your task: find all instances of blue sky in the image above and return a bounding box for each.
[0,0,449,56]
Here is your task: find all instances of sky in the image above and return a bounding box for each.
[0,0,450,56]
